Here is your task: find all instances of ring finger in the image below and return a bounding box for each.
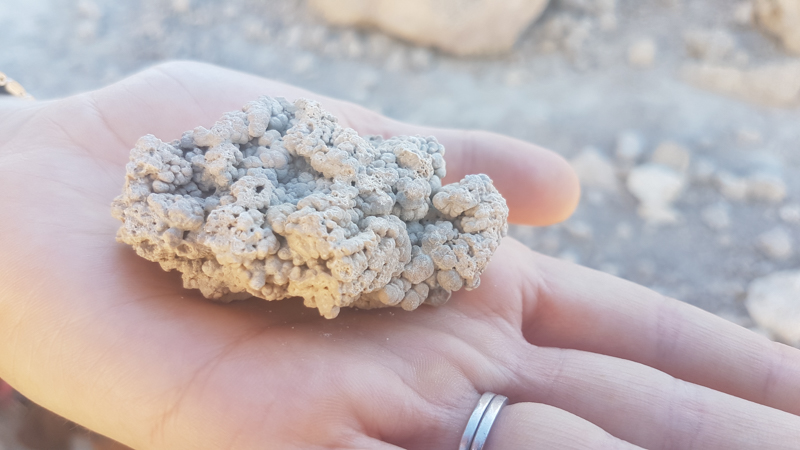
[483,402,643,450]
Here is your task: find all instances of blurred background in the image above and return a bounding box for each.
[2,0,800,448]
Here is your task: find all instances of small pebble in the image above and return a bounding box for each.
[628,38,657,68]
[757,227,794,260]
[650,141,691,173]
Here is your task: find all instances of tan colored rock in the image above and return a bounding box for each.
[681,62,800,107]
[753,0,800,55]
[112,96,508,319]
[307,0,550,56]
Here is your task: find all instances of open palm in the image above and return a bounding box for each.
[1,62,799,450]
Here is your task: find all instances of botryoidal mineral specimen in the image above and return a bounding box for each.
[112,97,508,318]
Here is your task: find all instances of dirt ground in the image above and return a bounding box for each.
[2,0,800,448]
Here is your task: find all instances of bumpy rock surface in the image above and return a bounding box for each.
[112,97,508,318]
[308,0,550,56]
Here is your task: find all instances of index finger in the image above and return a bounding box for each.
[89,61,580,226]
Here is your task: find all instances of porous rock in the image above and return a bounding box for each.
[112,97,508,319]
[307,0,550,56]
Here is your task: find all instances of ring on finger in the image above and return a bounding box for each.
[459,392,509,450]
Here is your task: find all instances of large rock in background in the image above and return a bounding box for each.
[307,0,551,55]
[753,0,800,54]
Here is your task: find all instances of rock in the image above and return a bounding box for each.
[307,0,550,56]
[757,226,794,260]
[681,62,800,107]
[779,203,800,224]
[753,0,800,55]
[746,173,787,203]
[683,28,737,62]
[570,147,620,192]
[628,38,657,68]
[701,202,732,230]
[615,130,644,163]
[627,163,686,224]
[746,269,800,346]
[650,141,692,173]
[715,171,749,201]
[716,171,787,203]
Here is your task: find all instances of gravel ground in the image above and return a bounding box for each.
[2,0,800,447]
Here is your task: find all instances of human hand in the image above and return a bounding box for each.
[0,61,798,450]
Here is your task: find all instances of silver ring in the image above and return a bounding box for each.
[459,392,508,450]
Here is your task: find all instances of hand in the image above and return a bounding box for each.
[0,61,798,450]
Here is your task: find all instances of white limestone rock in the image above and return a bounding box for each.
[112,96,508,318]
[627,163,686,225]
[757,226,794,260]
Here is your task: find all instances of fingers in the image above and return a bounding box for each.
[484,403,642,450]
[88,61,579,225]
[514,243,800,417]
[502,346,800,450]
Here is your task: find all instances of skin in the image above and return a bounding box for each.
[0,61,799,450]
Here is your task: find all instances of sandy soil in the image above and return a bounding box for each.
[2,0,800,447]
